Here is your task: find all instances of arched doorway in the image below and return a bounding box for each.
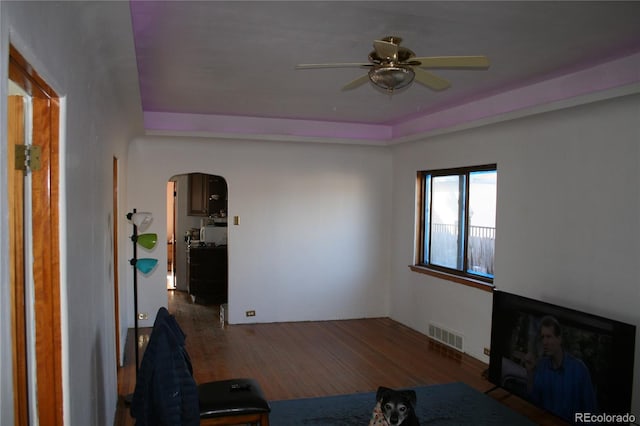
[167,173,228,319]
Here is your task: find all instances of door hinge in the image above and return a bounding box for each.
[15,145,41,171]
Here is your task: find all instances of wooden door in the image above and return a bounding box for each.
[8,46,62,425]
[167,180,177,289]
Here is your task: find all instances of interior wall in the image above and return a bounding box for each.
[173,173,202,292]
[0,2,142,425]
[390,93,640,413]
[127,136,392,326]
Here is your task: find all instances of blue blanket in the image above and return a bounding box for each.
[269,382,535,425]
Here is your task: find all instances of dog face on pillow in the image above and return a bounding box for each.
[374,386,419,426]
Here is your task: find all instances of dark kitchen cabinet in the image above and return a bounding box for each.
[187,245,227,304]
[188,173,227,217]
[188,173,208,216]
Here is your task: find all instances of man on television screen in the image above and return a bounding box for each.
[529,316,598,421]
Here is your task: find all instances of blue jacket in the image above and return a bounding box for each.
[130,307,200,425]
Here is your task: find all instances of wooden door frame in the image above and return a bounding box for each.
[8,92,28,426]
[168,180,177,288]
[8,45,63,425]
[113,157,121,365]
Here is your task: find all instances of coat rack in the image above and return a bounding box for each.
[126,209,158,374]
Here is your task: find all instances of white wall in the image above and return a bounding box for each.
[172,173,203,292]
[0,2,141,425]
[127,136,392,325]
[390,93,640,413]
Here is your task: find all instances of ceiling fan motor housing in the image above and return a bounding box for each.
[368,47,416,64]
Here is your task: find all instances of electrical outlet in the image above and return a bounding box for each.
[138,312,149,320]
[245,310,255,317]
[483,347,491,356]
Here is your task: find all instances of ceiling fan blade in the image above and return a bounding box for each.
[341,74,370,91]
[414,68,451,91]
[373,39,399,61]
[296,63,371,69]
[412,56,490,69]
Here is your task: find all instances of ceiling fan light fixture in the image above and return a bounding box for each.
[296,35,489,92]
[368,67,415,91]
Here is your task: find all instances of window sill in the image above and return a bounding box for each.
[408,265,494,293]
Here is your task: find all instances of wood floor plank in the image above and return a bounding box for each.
[115,290,565,425]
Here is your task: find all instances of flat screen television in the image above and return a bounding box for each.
[489,290,636,423]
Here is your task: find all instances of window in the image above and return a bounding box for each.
[416,164,497,284]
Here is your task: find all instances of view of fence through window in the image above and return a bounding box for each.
[425,168,496,280]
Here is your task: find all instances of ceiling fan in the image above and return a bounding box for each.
[296,36,490,93]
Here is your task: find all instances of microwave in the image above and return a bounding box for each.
[200,225,227,245]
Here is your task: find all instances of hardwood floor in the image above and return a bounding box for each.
[115,290,565,425]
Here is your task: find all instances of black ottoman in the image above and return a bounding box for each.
[198,378,270,425]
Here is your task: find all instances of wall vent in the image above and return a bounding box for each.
[428,322,464,352]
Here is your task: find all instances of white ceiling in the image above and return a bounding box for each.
[129,1,640,138]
